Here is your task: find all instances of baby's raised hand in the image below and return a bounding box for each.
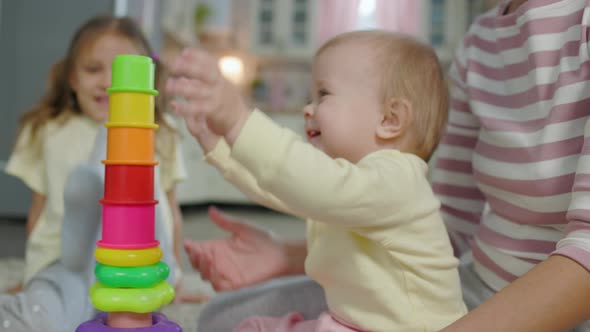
[166,48,250,142]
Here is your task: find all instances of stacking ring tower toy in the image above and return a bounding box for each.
[76,55,182,331]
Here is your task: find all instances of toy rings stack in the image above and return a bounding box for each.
[77,55,181,331]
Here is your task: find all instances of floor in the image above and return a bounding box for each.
[0,204,305,332]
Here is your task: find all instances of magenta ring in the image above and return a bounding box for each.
[100,203,156,247]
[76,312,182,332]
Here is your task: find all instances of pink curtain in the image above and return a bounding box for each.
[317,0,361,45]
[375,0,420,35]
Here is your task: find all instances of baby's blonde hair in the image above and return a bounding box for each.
[315,31,449,161]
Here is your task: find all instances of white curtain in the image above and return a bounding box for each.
[316,0,421,48]
[375,0,420,35]
[317,0,361,45]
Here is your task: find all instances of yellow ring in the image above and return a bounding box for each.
[94,246,162,267]
[104,121,158,129]
[109,92,155,124]
[90,281,175,313]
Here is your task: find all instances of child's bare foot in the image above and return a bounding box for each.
[173,279,211,303]
[5,282,23,294]
[174,291,210,304]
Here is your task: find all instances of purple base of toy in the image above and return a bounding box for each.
[76,312,182,332]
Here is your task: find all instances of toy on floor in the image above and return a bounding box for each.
[76,55,182,331]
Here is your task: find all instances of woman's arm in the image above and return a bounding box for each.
[441,255,590,332]
[166,189,184,267]
[26,192,46,236]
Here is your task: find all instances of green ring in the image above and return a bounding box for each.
[95,262,170,288]
[107,55,158,96]
[90,281,175,313]
[106,86,158,96]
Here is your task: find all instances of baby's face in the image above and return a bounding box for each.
[304,42,384,163]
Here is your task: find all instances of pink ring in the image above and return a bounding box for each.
[100,203,156,248]
[96,240,160,250]
[100,199,158,205]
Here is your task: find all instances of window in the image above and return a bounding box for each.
[292,0,308,45]
[430,0,445,47]
[259,0,274,44]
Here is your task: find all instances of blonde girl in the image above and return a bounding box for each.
[5,15,186,291]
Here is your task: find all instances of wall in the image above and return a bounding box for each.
[0,0,113,217]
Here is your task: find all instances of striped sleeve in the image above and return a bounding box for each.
[431,41,486,256]
[556,118,590,271]
[552,2,590,273]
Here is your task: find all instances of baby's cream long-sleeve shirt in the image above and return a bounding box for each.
[206,110,466,331]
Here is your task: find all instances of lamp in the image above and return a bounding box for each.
[219,55,245,85]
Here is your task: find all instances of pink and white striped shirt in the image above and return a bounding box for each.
[432,0,590,291]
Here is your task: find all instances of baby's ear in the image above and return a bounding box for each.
[376,98,413,140]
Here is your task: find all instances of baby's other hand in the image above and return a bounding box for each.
[166,48,249,140]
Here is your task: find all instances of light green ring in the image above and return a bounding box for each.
[89,281,175,313]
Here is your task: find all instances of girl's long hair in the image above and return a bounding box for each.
[16,15,175,157]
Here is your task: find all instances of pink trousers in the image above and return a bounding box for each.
[233,312,362,332]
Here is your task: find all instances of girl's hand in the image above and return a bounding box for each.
[166,48,250,142]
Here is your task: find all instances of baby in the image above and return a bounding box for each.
[167,30,466,332]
